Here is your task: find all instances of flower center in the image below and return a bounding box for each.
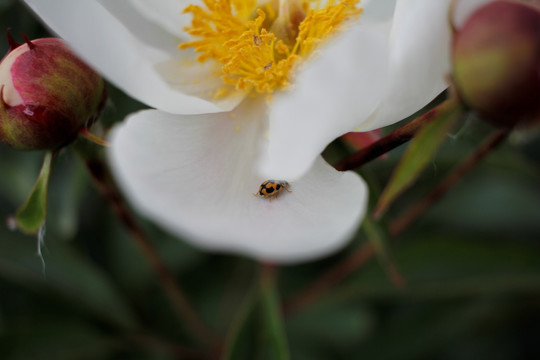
[180,0,362,96]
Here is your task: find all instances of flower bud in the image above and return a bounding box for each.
[0,35,106,150]
[452,1,540,128]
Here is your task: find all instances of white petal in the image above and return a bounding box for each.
[23,0,242,114]
[108,100,368,263]
[357,0,396,39]
[260,25,390,180]
[128,0,200,39]
[358,0,453,131]
[361,0,397,24]
[96,0,184,56]
[453,0,494,28]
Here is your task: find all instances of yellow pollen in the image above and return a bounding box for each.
[180,0,362,96]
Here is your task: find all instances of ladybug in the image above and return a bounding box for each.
[254,180,291,201]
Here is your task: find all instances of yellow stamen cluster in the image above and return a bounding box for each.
[180,0,362,95]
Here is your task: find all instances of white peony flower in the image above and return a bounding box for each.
[24,0,452,262]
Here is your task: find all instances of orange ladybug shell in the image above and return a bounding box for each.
[255,180,291,199]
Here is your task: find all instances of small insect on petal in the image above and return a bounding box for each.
[253,35,262,46]
[264,61,273,71]
[254,180,292,201]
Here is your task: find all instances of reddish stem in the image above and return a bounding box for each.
[79,151,217,349]
[286,123,509,316]
[334,98,456,171]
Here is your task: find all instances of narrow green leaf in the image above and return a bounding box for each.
[352,299,511,360]
[222,288,258,360]
[0,306,4,334]
[15,151,54,234]
[363,218,405,288]
[335,234,540,301]
[223,266,290,360]
[287,300,373,360]
[0,320,122,360]
[0,232,138,330]
[374,100,464,217]
[363,218,389,260]
[259,270,290,360]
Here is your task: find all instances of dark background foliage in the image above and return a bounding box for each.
[1,1,540,359]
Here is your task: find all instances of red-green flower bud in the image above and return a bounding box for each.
[452,1,540,128]
[0,35,106,150]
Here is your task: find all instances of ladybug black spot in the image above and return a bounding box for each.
[276,184,281,190]
[266,187,274,194]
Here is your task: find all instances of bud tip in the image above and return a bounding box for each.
[22,33,36,50]
[6,28,21,51]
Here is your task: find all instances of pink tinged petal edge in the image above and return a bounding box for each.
[107,101,368,263]
[23,0,239,114]
[358,0,454,132]
[259,25,390,181]
[0,45,28,106]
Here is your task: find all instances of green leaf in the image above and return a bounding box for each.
[287,300,373,360]
[334,234,540,301]
[222,288,258,360]
[15,152,54,234]
[0,306,4,335]
[423,166,540,234]
[351,298,515,360]
[362,218,404,288]
[0,320,122,360]
[374,100,464,217]
[223,267,290,360]
[0,0,15,11]
[0,232,138,330]
[259,271,290,360]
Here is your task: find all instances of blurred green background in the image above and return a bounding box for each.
[1,1,540,359]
